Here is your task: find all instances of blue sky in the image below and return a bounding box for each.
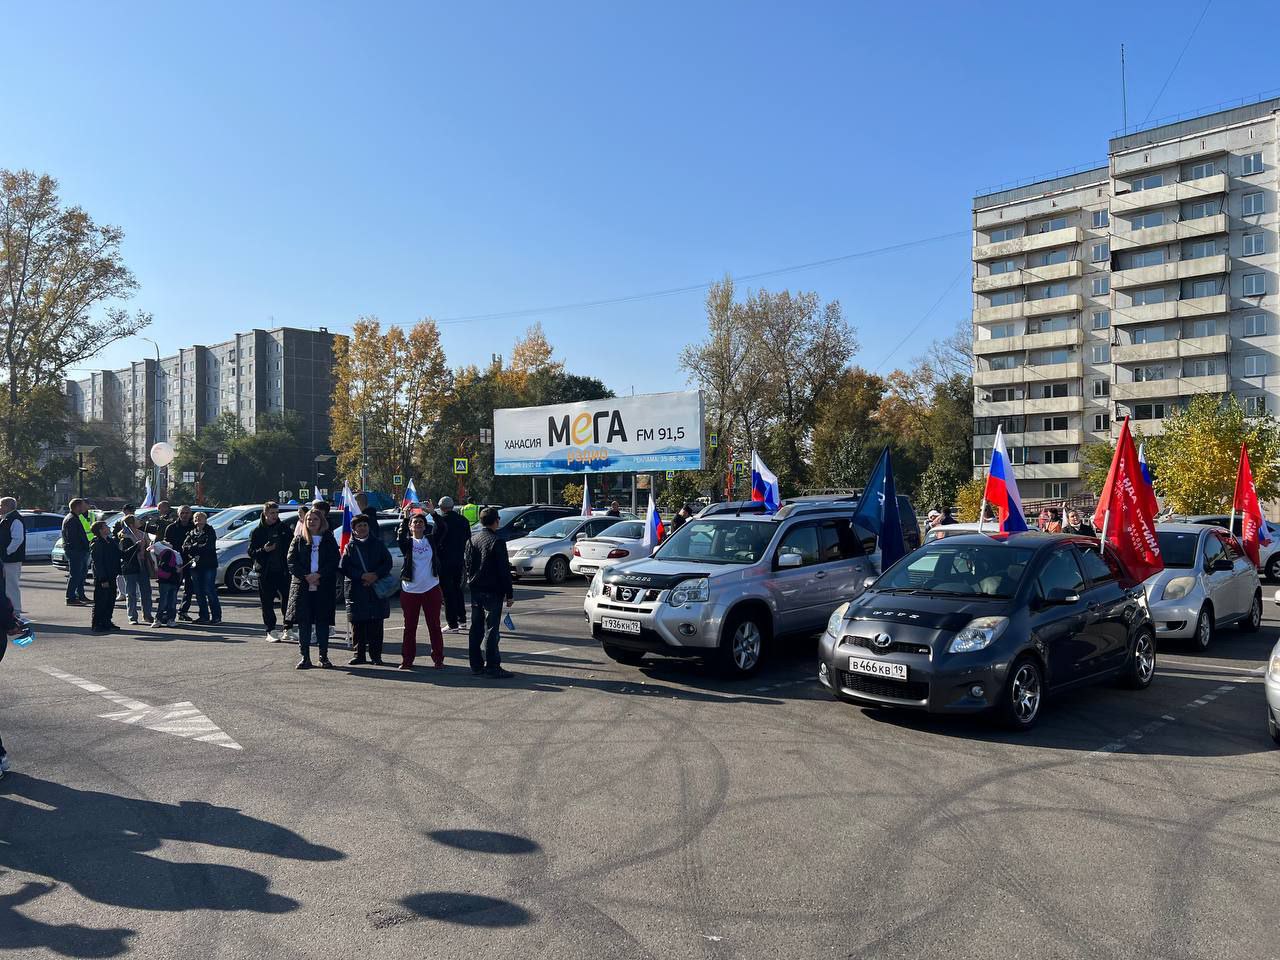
[7,1,1279,396]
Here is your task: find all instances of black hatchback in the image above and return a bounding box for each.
[818,533,1156,729]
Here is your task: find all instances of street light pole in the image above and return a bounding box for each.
[138,335,163,498]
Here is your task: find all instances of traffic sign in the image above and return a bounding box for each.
[734,460,747,476]
[665,471,675,480]
[393,474,403,486]
[709,433,718,448]
[453,458,469,475]
[278,490,290,501]
[299,487,311,500]
[181,471,195,483]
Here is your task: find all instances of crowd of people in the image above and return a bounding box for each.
[53,495,518,678]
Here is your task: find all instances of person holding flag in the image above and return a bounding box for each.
[1232,442,1272,569]
[1091,418,1163,581]
[851,447,907,570]
[980,425,1029,533]
[140,479,156,510]
[640,490,664,554]
[750,451,781,514]
[401,479,419,511]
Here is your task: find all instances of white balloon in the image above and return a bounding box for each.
[150,441,175,467]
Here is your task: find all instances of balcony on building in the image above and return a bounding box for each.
[972,327,1084,356]
[1114,418,1167,437]
[1019,462,1082,480]
[1110,173,1229,215]
[1014,429,1084,447]
[1111,334,1230,365]
[1112,294,1229,326]
[1110,254,1230,290]
[973,226,1084,262]
[972,260,1083,294]
[1110,214,1229,251]
[1112,373,1228,402]
[974,360,1084,388]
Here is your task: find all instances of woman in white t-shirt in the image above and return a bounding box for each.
[396,506,447,669]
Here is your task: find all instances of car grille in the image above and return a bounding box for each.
[845,636,932,657]
[839,672,929,702]
[603,586,662,603]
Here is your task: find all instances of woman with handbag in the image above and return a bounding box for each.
[339,513,393,666]
[286,508,338,670]
[396,506,447,670]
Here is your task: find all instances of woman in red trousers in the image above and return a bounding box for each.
[396,505,448,669]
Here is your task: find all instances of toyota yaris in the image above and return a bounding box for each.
[819,533,1156,729]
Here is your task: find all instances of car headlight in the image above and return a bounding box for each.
[826,602,850,639]
[514,546,540,559]
[1270,654,1280,681]
[669,578,709,607]
[947,616,1009,654]
[588,570,603,597]
[1160,577,1196,601]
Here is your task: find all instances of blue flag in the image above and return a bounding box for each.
[851,447,907,570]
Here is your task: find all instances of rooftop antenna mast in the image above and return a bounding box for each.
[1121,43,1128,132]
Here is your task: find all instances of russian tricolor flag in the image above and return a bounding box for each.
[339,483,357,554]
[750,451,781,514]
[401,478,418,510]
[983,426,1029,533]
[641,490,664,554]
[1136,443,1159,517]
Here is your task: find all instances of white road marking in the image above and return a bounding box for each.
[37,665,242,750]
[515,646,572,657]
[1087,683,1240,759]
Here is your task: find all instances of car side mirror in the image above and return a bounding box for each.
[1212,557,1233,572]
[862,576,877,590]
[777,553,803,568]
[1035,588,1079,608]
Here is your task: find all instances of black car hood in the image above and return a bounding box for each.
[847,591,1007,633]
[603,565,709,591]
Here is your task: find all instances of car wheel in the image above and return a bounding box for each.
[716,610,767,678]
[1268,708,1280,746]
[997,656,1043,730]
[1239,591,1262,633]
[602,643,645,666]
[226,560,254,595]
[1266,556,1280,583]
[1120,629,1156,689]
[1192,606,1214,652]
[544,556,569,585]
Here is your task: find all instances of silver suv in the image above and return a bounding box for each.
[583,503,878,677]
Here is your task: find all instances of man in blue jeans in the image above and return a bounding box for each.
[464,507,515,678]
[60,499,92,604]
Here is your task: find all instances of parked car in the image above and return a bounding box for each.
[819,532,1155,730]
[1144,523,1261,651]
[19,511,63,561]
[1265,632,1280,746]
[473,504,578,543]
[584,502,880,676]
[507,514,628,584]
[1180,514,1280,581]
[571,519,647,578]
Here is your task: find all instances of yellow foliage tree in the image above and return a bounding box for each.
[954,477,988,522]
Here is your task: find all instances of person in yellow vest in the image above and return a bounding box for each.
[460,502,480,526]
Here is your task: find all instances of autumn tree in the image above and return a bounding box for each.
[330,318,451,491]
[0,170,150,501]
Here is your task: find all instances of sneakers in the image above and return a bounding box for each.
[318,657,334,669]
[127,617,138,625]
[286,628,300,643]
[348,656,367,666]
[150,619,162,628]
[266,630,282,643]
[295,658,312,670]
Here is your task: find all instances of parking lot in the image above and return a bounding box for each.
[2,564,1276,959]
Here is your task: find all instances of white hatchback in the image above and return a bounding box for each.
[570,519,648,578]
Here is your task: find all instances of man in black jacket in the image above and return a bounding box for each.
[249,501,294,642]
[465,507,515,678]
[61,498,92,605]
[163,505,196,620]
[144,500,177,537]
[436,496,470,632]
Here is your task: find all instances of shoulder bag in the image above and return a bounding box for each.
[354,540,400,599]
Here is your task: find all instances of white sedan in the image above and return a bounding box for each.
[569,519,647,578]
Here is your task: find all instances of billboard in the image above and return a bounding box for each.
[494,390,704,476]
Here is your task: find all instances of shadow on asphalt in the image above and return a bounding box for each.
[0,774,344,957]
[427,829,540,855]
[399,891,533,927]
[1161,626,1277,664]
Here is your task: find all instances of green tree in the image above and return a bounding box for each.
[1080,440,1117,495]
[1146,396,1280,513]
[954,476,988,522]
[76,421,138,500]
[169,412,310,506]
[810,368,887,489]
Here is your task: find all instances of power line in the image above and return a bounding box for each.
[432,230,970,326]
[871,267,968,373]
[1141,0,1214,126]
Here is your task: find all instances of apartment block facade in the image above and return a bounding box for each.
[66,326,340,476]
[972,97,1279,501]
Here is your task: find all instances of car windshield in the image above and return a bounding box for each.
[875,542,1035,598]
[1156,531,1199,568]
[496,507,529,527]
[654,519,775,565]
[528,517,581,539]
[599,520,643,540]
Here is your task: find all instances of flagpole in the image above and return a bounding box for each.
[978,428,996,537]
[1098,508,1110,556]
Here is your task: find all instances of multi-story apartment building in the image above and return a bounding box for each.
[66,326,340,479]
[972,96,1279,502]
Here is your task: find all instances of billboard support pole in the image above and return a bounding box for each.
[631,473,637,514]
[532,477,537,503]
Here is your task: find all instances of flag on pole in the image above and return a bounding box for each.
[401,478,419,510]
[641,491,664,554]
[339,484,357,554]
[852,447,907,569]
[750,450,781,514]
[1232,442,1271,568]
[982,426,1029,533]
[581,479,593,517]
[1135,443,1159,518]
[1091,418,1163,580]
[140,478,156,509]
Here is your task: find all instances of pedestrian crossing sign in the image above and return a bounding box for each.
[393,474,403,486]
[454,458,469,475]
[666,471,675,480]
[299,487,310,499]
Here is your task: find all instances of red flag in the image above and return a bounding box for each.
[1232,443,1271,568]
[1092,418,1164,581]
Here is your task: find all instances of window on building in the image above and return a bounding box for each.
[1091,344,1110,363]
[1035,382,1069,399]
[1034,282,1070,300]
[1093,379,1111,398]
[1091,242,1109,262]
[1243,192,1264,216]
[1188,279,1218,299]
[1183,201,1216,220]
[1244,274,1266,296]
[988,322,1016,339]
[1245,395,1267,417]
[1044,482,1068,499]
[1034,249,1070,267]
[1244,313,1267,337]
[1092,209,1110,228]
[989,290,1019,307]
[1127,249,1166,268]
[1043,448,1070,464]
[1036,316,1070,333]
[1188,318,1220,337]
[1134,365,1166,383]
[1009,446,1026,465]
[1132,326,1168,344]
[990,258,1018,275]
[1032,348,1069,366]
[1242,152,1264,175]
[1131,211,1166,230]
[1244,354,1267,377]
[1093,413,1110,431]
[1091,310,1110,330]
[1187,239,1217,259]
[989,226,1018,243]
[1186,161,1215,180]
[1134,402,1167,421]
[1037,216,1068,234]
[1132,287,1167,306]
[1185,359,1223,378]
[1131,174,1164,192]
[989,355,1020,371]
[974,416,1025,436]
[973,448,990,467]
[1041,416,1068,431]
[1243,232,1266,256]
[984,387,1022,403]
[1092,276,1110,296]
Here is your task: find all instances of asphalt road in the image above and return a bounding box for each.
[1,565,1276,960]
